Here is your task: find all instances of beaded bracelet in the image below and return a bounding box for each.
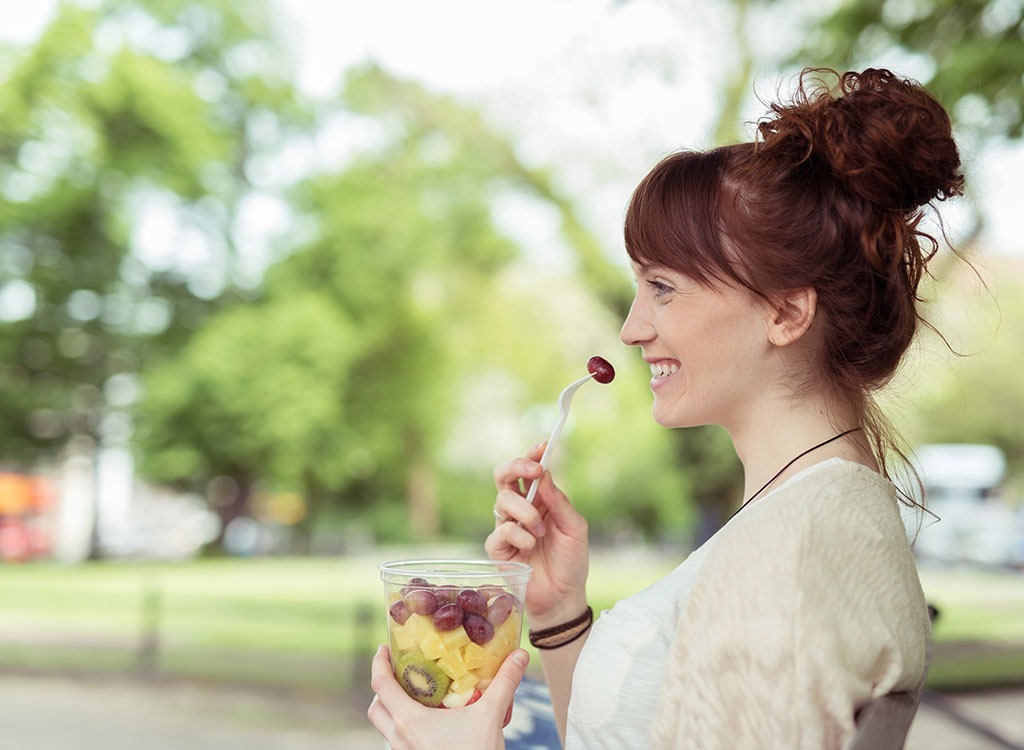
[528,606,594,650]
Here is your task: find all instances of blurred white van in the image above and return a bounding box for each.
[906,443,1023,568]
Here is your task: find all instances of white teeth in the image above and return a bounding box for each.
[650,362,679,378]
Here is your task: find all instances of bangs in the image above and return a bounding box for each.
[623,147,744,288]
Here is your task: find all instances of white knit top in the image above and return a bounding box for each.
[565,459,930,750]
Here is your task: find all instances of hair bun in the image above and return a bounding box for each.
[757,68,964,211]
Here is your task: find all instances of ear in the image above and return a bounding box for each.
[765,287,817,347]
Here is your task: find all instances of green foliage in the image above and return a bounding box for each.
[804,0,1024,137]
[136,67,538,539]
[136,292,362,487]
[0,0,304,474]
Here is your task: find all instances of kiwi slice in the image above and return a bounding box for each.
[395,652,451,707]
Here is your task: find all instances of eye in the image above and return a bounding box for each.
[647,279,674,299]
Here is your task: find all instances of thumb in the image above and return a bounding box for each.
[527,441,547,462]
[482,648,529,712]
[534,471,582,529]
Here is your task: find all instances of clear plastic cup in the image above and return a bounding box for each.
[379,559,531,709]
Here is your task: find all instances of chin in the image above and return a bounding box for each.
[651,402,709,431]
[651,406,688,429]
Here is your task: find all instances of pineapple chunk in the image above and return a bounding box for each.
[473,659,500,680]
[403,613,433,643]
[391,622,419,652]
[437,648,470,680]
[461,642,496,671]
[441,627,471,652]
[483,613,521,657]
[450,672,480,695]
[420,631,447,660]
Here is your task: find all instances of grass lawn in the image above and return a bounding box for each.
[0,549,1020,694]
[919,566,1024,690]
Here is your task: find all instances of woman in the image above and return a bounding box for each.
[369,67,963,749]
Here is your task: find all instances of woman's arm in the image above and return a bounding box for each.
[536,627,591,745]
[486,446,592,746]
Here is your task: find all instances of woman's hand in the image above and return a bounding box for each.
[368,644,529,750]
[486,443,590,627]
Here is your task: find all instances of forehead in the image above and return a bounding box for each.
[630,260,702,286]
[631,259,672,275]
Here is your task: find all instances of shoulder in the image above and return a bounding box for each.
[651,461,930,748]
[694,459,927,644]
[722,459,906,558]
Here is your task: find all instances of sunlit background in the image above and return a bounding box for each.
[1,1,1023,748]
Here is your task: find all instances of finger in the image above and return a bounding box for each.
[493,455,544,493]
[366,695,396,743]
[482,649,529,717]
[484,519,538,560]
[489,650,529,729]
[497,517,541,551]
[533,472,587,535]
[526,441,547,461]
[493,490,546,536]
[369,644,415,710]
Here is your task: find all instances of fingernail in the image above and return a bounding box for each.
[512,650,529,668]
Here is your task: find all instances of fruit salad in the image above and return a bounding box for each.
[380,561,530,709]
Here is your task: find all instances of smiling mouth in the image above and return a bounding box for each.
[650,362,679,379]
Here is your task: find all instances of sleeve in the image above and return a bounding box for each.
[649,471,929,750]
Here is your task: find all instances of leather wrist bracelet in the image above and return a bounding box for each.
[528,606,593,650]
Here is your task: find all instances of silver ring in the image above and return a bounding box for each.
[493,505,512,523]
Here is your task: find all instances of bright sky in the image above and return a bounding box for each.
[4,0,1023,260]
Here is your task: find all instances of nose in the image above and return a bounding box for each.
[620,293,653,347]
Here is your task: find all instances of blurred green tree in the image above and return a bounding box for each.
[0,0,305,551]
[134,65,526,544]
[903,261,1024,489]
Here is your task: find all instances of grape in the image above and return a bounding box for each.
[457,589,488,616]
[400,577,432,596]
[478,585,506,601]
[587,356,615,384]
[434,584,460,606]
[404,588,439,616]
[433,603,464,631]
[486,593,516,627]
[389,599,412,625]
[463,613,495,645]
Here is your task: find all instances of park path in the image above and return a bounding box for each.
[1,672,1022,749]
[0,673,383,750]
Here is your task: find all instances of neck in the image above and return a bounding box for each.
[729,398,874,505]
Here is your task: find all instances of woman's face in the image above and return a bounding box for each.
[620,261,773,430]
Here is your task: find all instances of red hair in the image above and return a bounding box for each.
[624,68,964,476]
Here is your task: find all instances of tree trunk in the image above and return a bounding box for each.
[407,455,439,540]
[207,473,253,554]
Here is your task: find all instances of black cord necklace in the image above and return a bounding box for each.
[728,427,864,521]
